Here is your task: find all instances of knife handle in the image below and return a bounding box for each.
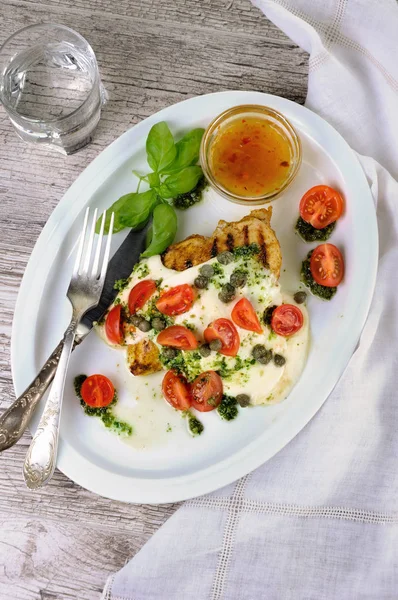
[0,341,65,452]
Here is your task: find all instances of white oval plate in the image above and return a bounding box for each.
[12,91,377,503]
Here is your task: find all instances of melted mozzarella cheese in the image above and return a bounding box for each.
[96,254,309,406]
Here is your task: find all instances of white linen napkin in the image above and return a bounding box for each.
[102,1,398,598]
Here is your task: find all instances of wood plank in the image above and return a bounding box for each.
[0,515,168,600]
[0,444,179,527]
[0,0,308,597]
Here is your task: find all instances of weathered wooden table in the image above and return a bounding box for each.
[0,1,307,598]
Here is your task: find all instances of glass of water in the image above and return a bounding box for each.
[0,23,106,154]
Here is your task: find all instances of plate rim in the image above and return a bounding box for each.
[11,90,378,503]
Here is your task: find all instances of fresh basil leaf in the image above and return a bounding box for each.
[159,166,203,199]
[146,122,176,172]
[161,128,205,174]
[119,189,158,229]
[141,203,177,257]
[147,172,160,187]
[95,195,132,234]
[145,224,153,249]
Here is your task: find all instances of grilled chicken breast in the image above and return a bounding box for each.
[127,339,162,376]
[127,208,282,376]
[161,208,282,278]
[160,234,212,271]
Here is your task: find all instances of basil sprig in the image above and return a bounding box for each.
[141,203,177,258]
[96,122,205,257]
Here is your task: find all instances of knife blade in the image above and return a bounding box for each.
[78,220,151,335]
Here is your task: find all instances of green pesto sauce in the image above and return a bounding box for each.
[239,256,267,288]
[188,414,204,436]
[135,262,150,279]
[211,263,225,277]
[159,348,256,384]
[159,350,202,381]
[173,176,207,210]
[233,243,260,259]
[114,263,150,294]
[295,217,336,243]
[217,395,239,421]
[137,297,174,327]
[181,410,204,435]
[209,263,226,289]
[301,250,337,301]
[113,277,130,292]
[73,375,132,436]
[214,356,256,380]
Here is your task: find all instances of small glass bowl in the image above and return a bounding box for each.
[200,104,302,205]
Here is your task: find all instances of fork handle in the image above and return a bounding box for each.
[0,340,65,452]
[23,318,78,489]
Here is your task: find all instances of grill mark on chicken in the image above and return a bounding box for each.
[243,224,249,245]
[210,238,218,257]
[258,230,268,268]
[226,233,234,251]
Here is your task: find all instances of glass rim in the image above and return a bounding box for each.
[0,22,101,125]
[200,104,302,205]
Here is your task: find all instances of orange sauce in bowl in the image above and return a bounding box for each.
[209,117,292,198]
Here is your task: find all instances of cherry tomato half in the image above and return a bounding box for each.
[271,304,303,337]
[231,298,262,334]
[81,374,115,408]
[204,318,240,357]
[157,325,198,350]
[310,243,344,287]
[299,185,344,229]
[105,305,124,345]
[162,370,192,410]
[156,284,195,316]
[190,371,223,412]
[128,280,157,315]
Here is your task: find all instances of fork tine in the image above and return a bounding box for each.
[73,207,90,277]
[81,208,98,275]
[91,210,106,278]
[99,212,115,284]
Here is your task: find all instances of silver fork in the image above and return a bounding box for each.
[23,207,114,489]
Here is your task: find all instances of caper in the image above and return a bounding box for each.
[252,344,267,360]
[199,343,211,357]
[137,318,151,332]
[293,291,307,304]
[209,338,222,352]
[236,393,250,407]
[162,347,178,359]
[199,264,215,278]
[151,316,166,331]
[252,344,265,358]
[217,251,234,265]
[130,314,142,326]
[230,270,247,288]
[252,344,272,364]
[218,283,236,303]
[274,353,286,367]
[194,275,209,289]
[263,304,277,325]
[258,350,273,365]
